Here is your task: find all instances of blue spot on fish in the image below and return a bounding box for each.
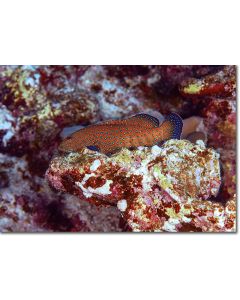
[87,145,100,152]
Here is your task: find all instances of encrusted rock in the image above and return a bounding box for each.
[179,66,236,98]
[79,66,161,119]
[46,139,234,232]
[0,153,123,232]
[0,66,100,156]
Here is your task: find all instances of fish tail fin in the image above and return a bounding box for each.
[160,113,183,140]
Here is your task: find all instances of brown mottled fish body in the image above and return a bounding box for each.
[59,113,183,155]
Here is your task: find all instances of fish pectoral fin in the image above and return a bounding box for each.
[128,146,137,151]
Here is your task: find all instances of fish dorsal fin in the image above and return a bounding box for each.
[127,113,160,128]
[97,119,124,126]
[96,113,160,128]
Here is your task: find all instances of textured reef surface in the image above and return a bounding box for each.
[0,65,236,232]
[47,140,235,232]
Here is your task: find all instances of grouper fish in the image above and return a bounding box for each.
[59,113,183,155]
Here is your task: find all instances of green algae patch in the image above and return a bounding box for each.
[153,165,173,189]
[183,82,203,94]
[112,149,132,164]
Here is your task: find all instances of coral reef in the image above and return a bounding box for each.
[78,66,162,119]
[0,66,100,157]
[0,65,236,232]
[46,139,235,232]
[201,99,236,205]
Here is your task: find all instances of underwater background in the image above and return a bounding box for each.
[0,65,236,232]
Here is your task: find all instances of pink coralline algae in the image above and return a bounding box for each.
[46,139,235,232]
